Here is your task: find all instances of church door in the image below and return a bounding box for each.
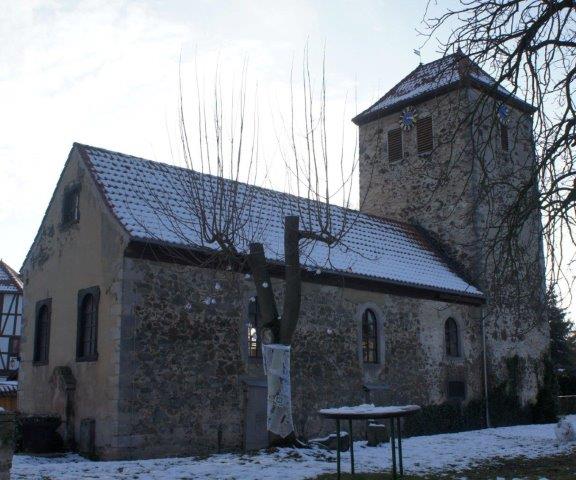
[244,382,268,451]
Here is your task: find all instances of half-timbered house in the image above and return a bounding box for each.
[0,260,23,379]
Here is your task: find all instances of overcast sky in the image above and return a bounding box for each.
[5,1,572,317]
[2,0,448,270]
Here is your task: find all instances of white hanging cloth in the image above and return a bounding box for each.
[262,343,294,438]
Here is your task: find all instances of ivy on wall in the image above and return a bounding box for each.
[404,355,558,437]
[532,358,559,424]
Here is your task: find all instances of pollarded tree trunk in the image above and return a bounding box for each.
[281,215,302,344]
[246,215,304,446]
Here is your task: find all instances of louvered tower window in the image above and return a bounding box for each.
[387,128,403,161]
[500,124,509,151]
[417,116,433,153]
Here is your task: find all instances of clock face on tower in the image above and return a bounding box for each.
[399,107,418,131]
[497,104,510,125]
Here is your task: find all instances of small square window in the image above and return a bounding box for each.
[62,186,80,226]
[448,380,466,401]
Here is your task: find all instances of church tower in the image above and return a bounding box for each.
[354,52,549,406]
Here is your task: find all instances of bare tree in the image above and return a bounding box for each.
[138,52,362,445]
[424,0,576,299]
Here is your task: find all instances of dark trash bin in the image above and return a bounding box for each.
[19,415,63,453]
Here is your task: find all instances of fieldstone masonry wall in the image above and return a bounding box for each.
[113,257,481,459]
[359,89,478,271]
[358,87,549,405]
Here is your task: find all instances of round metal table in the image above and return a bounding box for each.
[319,404,421,479]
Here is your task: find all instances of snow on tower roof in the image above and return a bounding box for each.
[353,52,534,125]
[0,260,23,294]
[76,143,483,302]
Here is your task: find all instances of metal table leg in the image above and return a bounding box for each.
[349,419,355,475]
[397,417,403,477]
[390,417,397,480]
[336,419,341,480]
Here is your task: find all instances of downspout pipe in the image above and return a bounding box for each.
[481,313,491,428]
[465,84,491,428]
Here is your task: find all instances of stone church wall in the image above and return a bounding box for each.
[359,89,478,271]
[358,87,549,407]
[112,257,482,459]
[467,89,548,405]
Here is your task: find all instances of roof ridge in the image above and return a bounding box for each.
[353,62,424,122]
[353,51,533,126]
[74,142,421,232]
[352,53,461,124]
[67,143,484,301]
[423,51,462,67]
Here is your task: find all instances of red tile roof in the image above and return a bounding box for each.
[353,52,534,125]
[76,143,483,301]
[0,261,22,294]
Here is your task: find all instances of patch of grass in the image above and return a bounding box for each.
[454,452,576,480]
[312,475,422,480]
[310,451,576,479]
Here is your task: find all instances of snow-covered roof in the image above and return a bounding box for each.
[77,143,483,301]
[0,382,17,397]
[353,52,533,125]
[0,261,22,294]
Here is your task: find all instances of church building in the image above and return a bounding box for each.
[18,53,549,460]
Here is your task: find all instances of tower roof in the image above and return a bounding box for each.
[353,52,535,126]
[0,260,22,294]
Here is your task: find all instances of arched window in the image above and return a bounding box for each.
[247,297,260,358]
[33,301,51,364]
[77,287,99,361]
[362,308,378,363]
[445,317,460,357]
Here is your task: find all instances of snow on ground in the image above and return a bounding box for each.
[12,417,576,479]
